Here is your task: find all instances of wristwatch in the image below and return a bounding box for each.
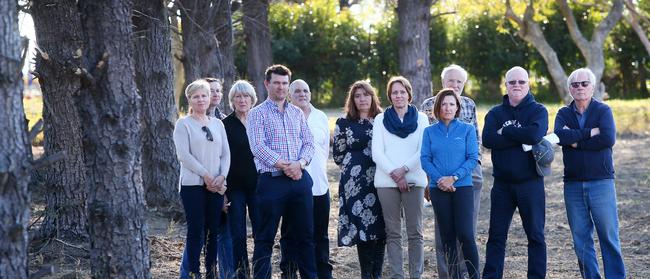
[452,175,459,182]
[299,159,307,169]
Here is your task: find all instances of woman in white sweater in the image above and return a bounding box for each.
[173,79,230,278]
[372,76,429,279]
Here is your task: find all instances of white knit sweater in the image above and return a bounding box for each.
[371,112,429,188]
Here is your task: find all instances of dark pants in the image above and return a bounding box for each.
[180,186,224,277]
[357,239,386,279]
[280,191,333,279]
[229,188,260,279]
[430,187,479,279]
[252,171,316,279]
[483,177,546,279]
[179,210,233,279]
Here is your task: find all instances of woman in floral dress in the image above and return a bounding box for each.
[333,80,386,279]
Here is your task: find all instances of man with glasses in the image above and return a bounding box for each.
[247,65,317,279]
[553,68,626,278]
[482,66,549,279]
[280,79,333,279]
[420,64,483,279]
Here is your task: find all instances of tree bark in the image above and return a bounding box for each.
[78,0,151,277]
[243,0,272,103]
[397,0,433,105]
[0,1,30,278]
[133,0,181,210]
[215,0,236,112]
[31,0,89,241]
[506,0,624,103]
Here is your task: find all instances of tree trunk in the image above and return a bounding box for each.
[243,0,272,103]
[624,0,650,58]
[0,1,30,278]
[78,0,151,277]
[397,0,433,106]
[215,0,236,113]
[133,0,181,210]
[31,0,89,241]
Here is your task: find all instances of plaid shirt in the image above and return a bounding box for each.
[246,99,314,173]
[421,95,482,150]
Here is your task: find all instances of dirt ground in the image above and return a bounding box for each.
[28,135,650,278]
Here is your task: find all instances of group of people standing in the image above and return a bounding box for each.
[173,62,626,279]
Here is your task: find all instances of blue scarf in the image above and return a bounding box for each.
[383,105,418,138]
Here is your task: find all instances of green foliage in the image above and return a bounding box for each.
[605,20,650,99]
[268,0,369,107]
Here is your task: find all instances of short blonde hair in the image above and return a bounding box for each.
[228,80,258,110]
[185,79,211,99]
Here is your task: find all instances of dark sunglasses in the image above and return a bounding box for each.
[570,81,590,88]
[201,126,214,142]
[507,80,527,85]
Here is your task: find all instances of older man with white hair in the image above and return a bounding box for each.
[482,66,549,279]
[280,79,333,279]
[554,68,626,279]
[420,64,483,279]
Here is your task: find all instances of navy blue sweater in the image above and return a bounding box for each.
[554,98,616,182]
[482,93,548,182]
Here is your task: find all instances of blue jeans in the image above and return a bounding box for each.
[564,179,626,279]
[252,171,316,279]
[483,177,546,279]
[179,186,226,278]
[228,188,259,279]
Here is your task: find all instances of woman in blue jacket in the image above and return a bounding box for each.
[421,89,479,279]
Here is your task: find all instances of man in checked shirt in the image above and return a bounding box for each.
[247,64,317,279]
[420,64,483,279]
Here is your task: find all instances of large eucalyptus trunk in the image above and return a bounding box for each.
[397,0,433,105]
[133,0,181,210]
[243,0,272,103]
[78,0,151,277]
[215,0,236,112]
[0,1,30,278]
[31,0,88,241]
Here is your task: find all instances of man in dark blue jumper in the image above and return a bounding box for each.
[482,67,548,279]
[554,68,625,279]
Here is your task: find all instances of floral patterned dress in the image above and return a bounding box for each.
[333,117,386,246]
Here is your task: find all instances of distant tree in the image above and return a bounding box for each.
[397,0,434,105]
[133,0,181,210]
[31,0,89,241]
[243,0,273,101]
[78,0,151,277]
[0,1,30,278]
[505,0,624,103]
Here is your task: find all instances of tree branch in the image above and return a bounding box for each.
[624,0,650,56]
[31,151,66,170]
[29,118,43,143]
[557,0,590,51]
[505,0,524,27]
[592,0,624,45]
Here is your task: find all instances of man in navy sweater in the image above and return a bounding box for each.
[482,67,548,279]
[554,68,626,279]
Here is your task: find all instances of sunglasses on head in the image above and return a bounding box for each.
[507,80,527,85]
[201,126,214,142]
[570,81,590,88]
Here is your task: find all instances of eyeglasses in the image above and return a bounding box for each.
[201,126,214,142]
[570,81,590,88]
[507,80,528,85]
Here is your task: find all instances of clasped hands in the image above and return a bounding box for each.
[203,175,226,194]
[563,125,599,148]
[274,159,303,181]
[390,166,409,192]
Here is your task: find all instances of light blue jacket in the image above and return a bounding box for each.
[420,119,478,188]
